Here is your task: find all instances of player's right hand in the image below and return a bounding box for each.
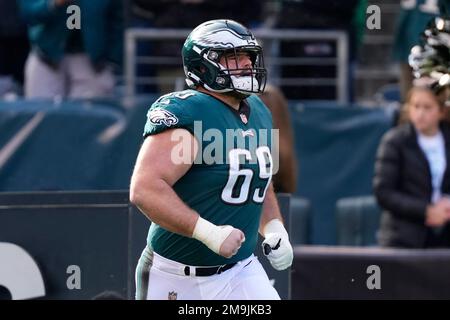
[218,227,245,258]
[192,217,245,258]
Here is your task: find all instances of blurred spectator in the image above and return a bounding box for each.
[18,0,123,99]
[392,0,450,102]
[274,0,366,101]
[136,0,262,94]
[374,85,450,248]
[259,84,297,193]
[0,0,29,98]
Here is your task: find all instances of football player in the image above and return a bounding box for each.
[130,19,293,300]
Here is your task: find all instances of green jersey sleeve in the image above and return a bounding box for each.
[143,93,194,138]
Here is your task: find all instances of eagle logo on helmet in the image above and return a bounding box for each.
[195,29,258,48]
[148,109,179,127]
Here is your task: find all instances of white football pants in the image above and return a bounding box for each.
[135,246,280,300]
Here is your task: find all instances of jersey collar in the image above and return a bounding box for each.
[199,91,251,125]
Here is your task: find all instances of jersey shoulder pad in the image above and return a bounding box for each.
[143,90,197,137]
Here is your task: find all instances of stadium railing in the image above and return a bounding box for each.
[124,28,349,103]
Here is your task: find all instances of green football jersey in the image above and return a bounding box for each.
[142,89,275,266]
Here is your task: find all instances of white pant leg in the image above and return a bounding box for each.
[227,255,280,300]
[24,52,65,98]
[65,54,115,98]
[146,253,206,300]
[135,246,153,300]
[147,266,205,300]
[145,252,235,300]
[144,253,280,300]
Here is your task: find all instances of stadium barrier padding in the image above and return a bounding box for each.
[291,245,450,299]
[336,195,381,246]
[289,196,311,245]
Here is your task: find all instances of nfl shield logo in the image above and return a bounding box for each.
[168,291,177,300]
[240,113,248,124]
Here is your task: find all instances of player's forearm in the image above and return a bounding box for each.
[130,177,198,237]
[259,184,284,236]
[131,177,241,257]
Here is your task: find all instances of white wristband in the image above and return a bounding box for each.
[192,217,234,254]
[263,219,288,239]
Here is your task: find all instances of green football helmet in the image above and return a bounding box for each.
[182,19,266,97]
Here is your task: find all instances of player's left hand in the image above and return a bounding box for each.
[262,219,293,271]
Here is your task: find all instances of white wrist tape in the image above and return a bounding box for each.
[192,217,234,254]
[263,219,288,239]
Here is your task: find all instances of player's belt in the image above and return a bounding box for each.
[183,262,237,277]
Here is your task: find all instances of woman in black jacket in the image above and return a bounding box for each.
[374,85,450,248]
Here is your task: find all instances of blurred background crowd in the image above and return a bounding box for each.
[2,0,446,103]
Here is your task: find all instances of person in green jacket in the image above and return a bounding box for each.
[18,0,123,98]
